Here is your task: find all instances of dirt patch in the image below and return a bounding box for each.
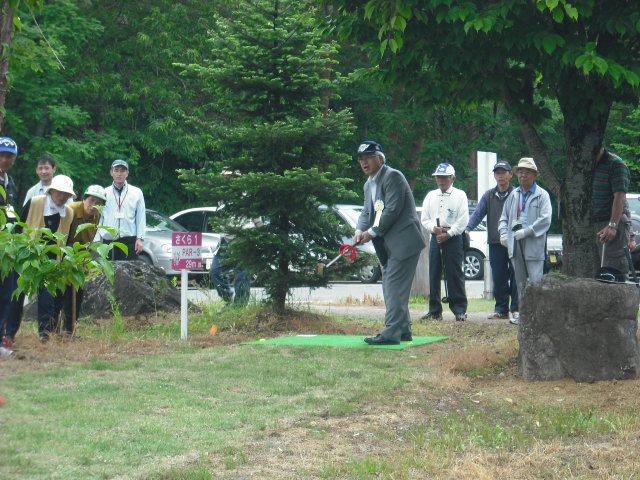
[0,308,364,376]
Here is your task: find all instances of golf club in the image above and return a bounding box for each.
[512,223,529,280]
[624,245,639,287]
[437,218,449,303]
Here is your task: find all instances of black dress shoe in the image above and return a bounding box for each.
[400,334,413,341]
[364,335,400,345]
[421,312,443,321]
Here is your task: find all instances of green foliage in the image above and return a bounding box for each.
[0,188,116,297]
[326,0,640,276]
[609,102,640,184]
[179,0,357,310]
[6,0,221,213]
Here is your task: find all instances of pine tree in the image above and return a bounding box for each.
[179,0,356,311]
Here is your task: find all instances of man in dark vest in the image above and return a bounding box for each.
[466,160,518,324]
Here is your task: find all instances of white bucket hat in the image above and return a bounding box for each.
[84,184,106,201]
[515,157,538,173]
[46,175,76,197]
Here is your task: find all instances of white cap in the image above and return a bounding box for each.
[46,175,75,197]
[84,184,106,201]
[432,163,455,176]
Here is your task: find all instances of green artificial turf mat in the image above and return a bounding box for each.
[242,334,448,350]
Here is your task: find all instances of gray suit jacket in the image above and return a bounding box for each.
[356,164,426,266]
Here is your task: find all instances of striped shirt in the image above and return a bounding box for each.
[592,150,629,222]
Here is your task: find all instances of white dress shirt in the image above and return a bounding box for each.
[95,181,146,241]
[23,182,47,206]
[420,186,469,237]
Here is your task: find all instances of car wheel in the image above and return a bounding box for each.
[464,250,484,280]
[138,253,153,266]
[358,264,382,283]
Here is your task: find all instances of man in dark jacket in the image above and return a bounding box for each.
[354,140,426,345]
[466,161,518,323]
[0,137,19,355]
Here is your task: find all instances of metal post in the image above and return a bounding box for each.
[180,269,188,340]
[483,256,494,300]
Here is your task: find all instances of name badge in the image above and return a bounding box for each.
[115,211,125,219]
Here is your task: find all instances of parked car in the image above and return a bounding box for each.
[414,205,488,281]
[139,209,220,280]
[335,204,488,281]
[169,207,220,233]
[171,205,382,283]
[331,204,382,283]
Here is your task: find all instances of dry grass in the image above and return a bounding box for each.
[340,293,385,306]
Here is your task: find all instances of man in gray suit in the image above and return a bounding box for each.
[354,141,426,345]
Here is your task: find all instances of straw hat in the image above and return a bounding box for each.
[515,157,538,173]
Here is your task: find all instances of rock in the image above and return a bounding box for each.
[81,261,181,318]
[519,275,640,382]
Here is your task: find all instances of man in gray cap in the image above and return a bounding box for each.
[354,140,426,345]
[95,159,146,260]
[466,160,519,323]
[498,157,552,324]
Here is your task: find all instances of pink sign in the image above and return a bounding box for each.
[171,232,202,270]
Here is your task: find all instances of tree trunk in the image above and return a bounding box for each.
[0,2,15,132]
[559,104,611,279]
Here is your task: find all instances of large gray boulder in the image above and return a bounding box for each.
[519,275,640,382]
[81,261,181,318]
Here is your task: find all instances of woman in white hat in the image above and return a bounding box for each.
[61,184,107,336]
[10,175,76,342]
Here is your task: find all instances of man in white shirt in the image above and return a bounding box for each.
[94,159,146,260]
[420,163,469,321]
[23,154,57,206]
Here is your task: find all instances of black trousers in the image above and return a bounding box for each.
[104,236,138,261]
[428,234,468,316]
[38,288,65,336]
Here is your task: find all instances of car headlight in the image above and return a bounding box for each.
[161,244,172,254]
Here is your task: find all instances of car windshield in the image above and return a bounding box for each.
[628,196,640,217]
[337,206,361,228]
[146,210,187,232]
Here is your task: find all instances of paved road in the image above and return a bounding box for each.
[188,280,487,305]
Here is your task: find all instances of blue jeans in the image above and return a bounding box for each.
[489,243,518,313]
[210,254,250,307]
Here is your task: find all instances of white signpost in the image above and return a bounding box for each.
[477,151,498,300]
[171,232,202,340]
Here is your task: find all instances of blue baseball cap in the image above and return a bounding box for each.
[356,140,383,156]
[111,159,129,170]
[0,137,18,156]
[432,163,455,176]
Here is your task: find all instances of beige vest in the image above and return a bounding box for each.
[25,195,73,244]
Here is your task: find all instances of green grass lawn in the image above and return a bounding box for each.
[2,300,639,479]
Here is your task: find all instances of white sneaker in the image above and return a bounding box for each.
[510,311,520,325]
[0,346,13,357]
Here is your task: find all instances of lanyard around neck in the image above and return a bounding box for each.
[114,184,128,211]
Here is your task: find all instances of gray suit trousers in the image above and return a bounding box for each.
[379,251,421,341]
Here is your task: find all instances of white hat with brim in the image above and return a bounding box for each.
[515,157,538,173]
[84,184,106,201]
[46,175,76,198]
